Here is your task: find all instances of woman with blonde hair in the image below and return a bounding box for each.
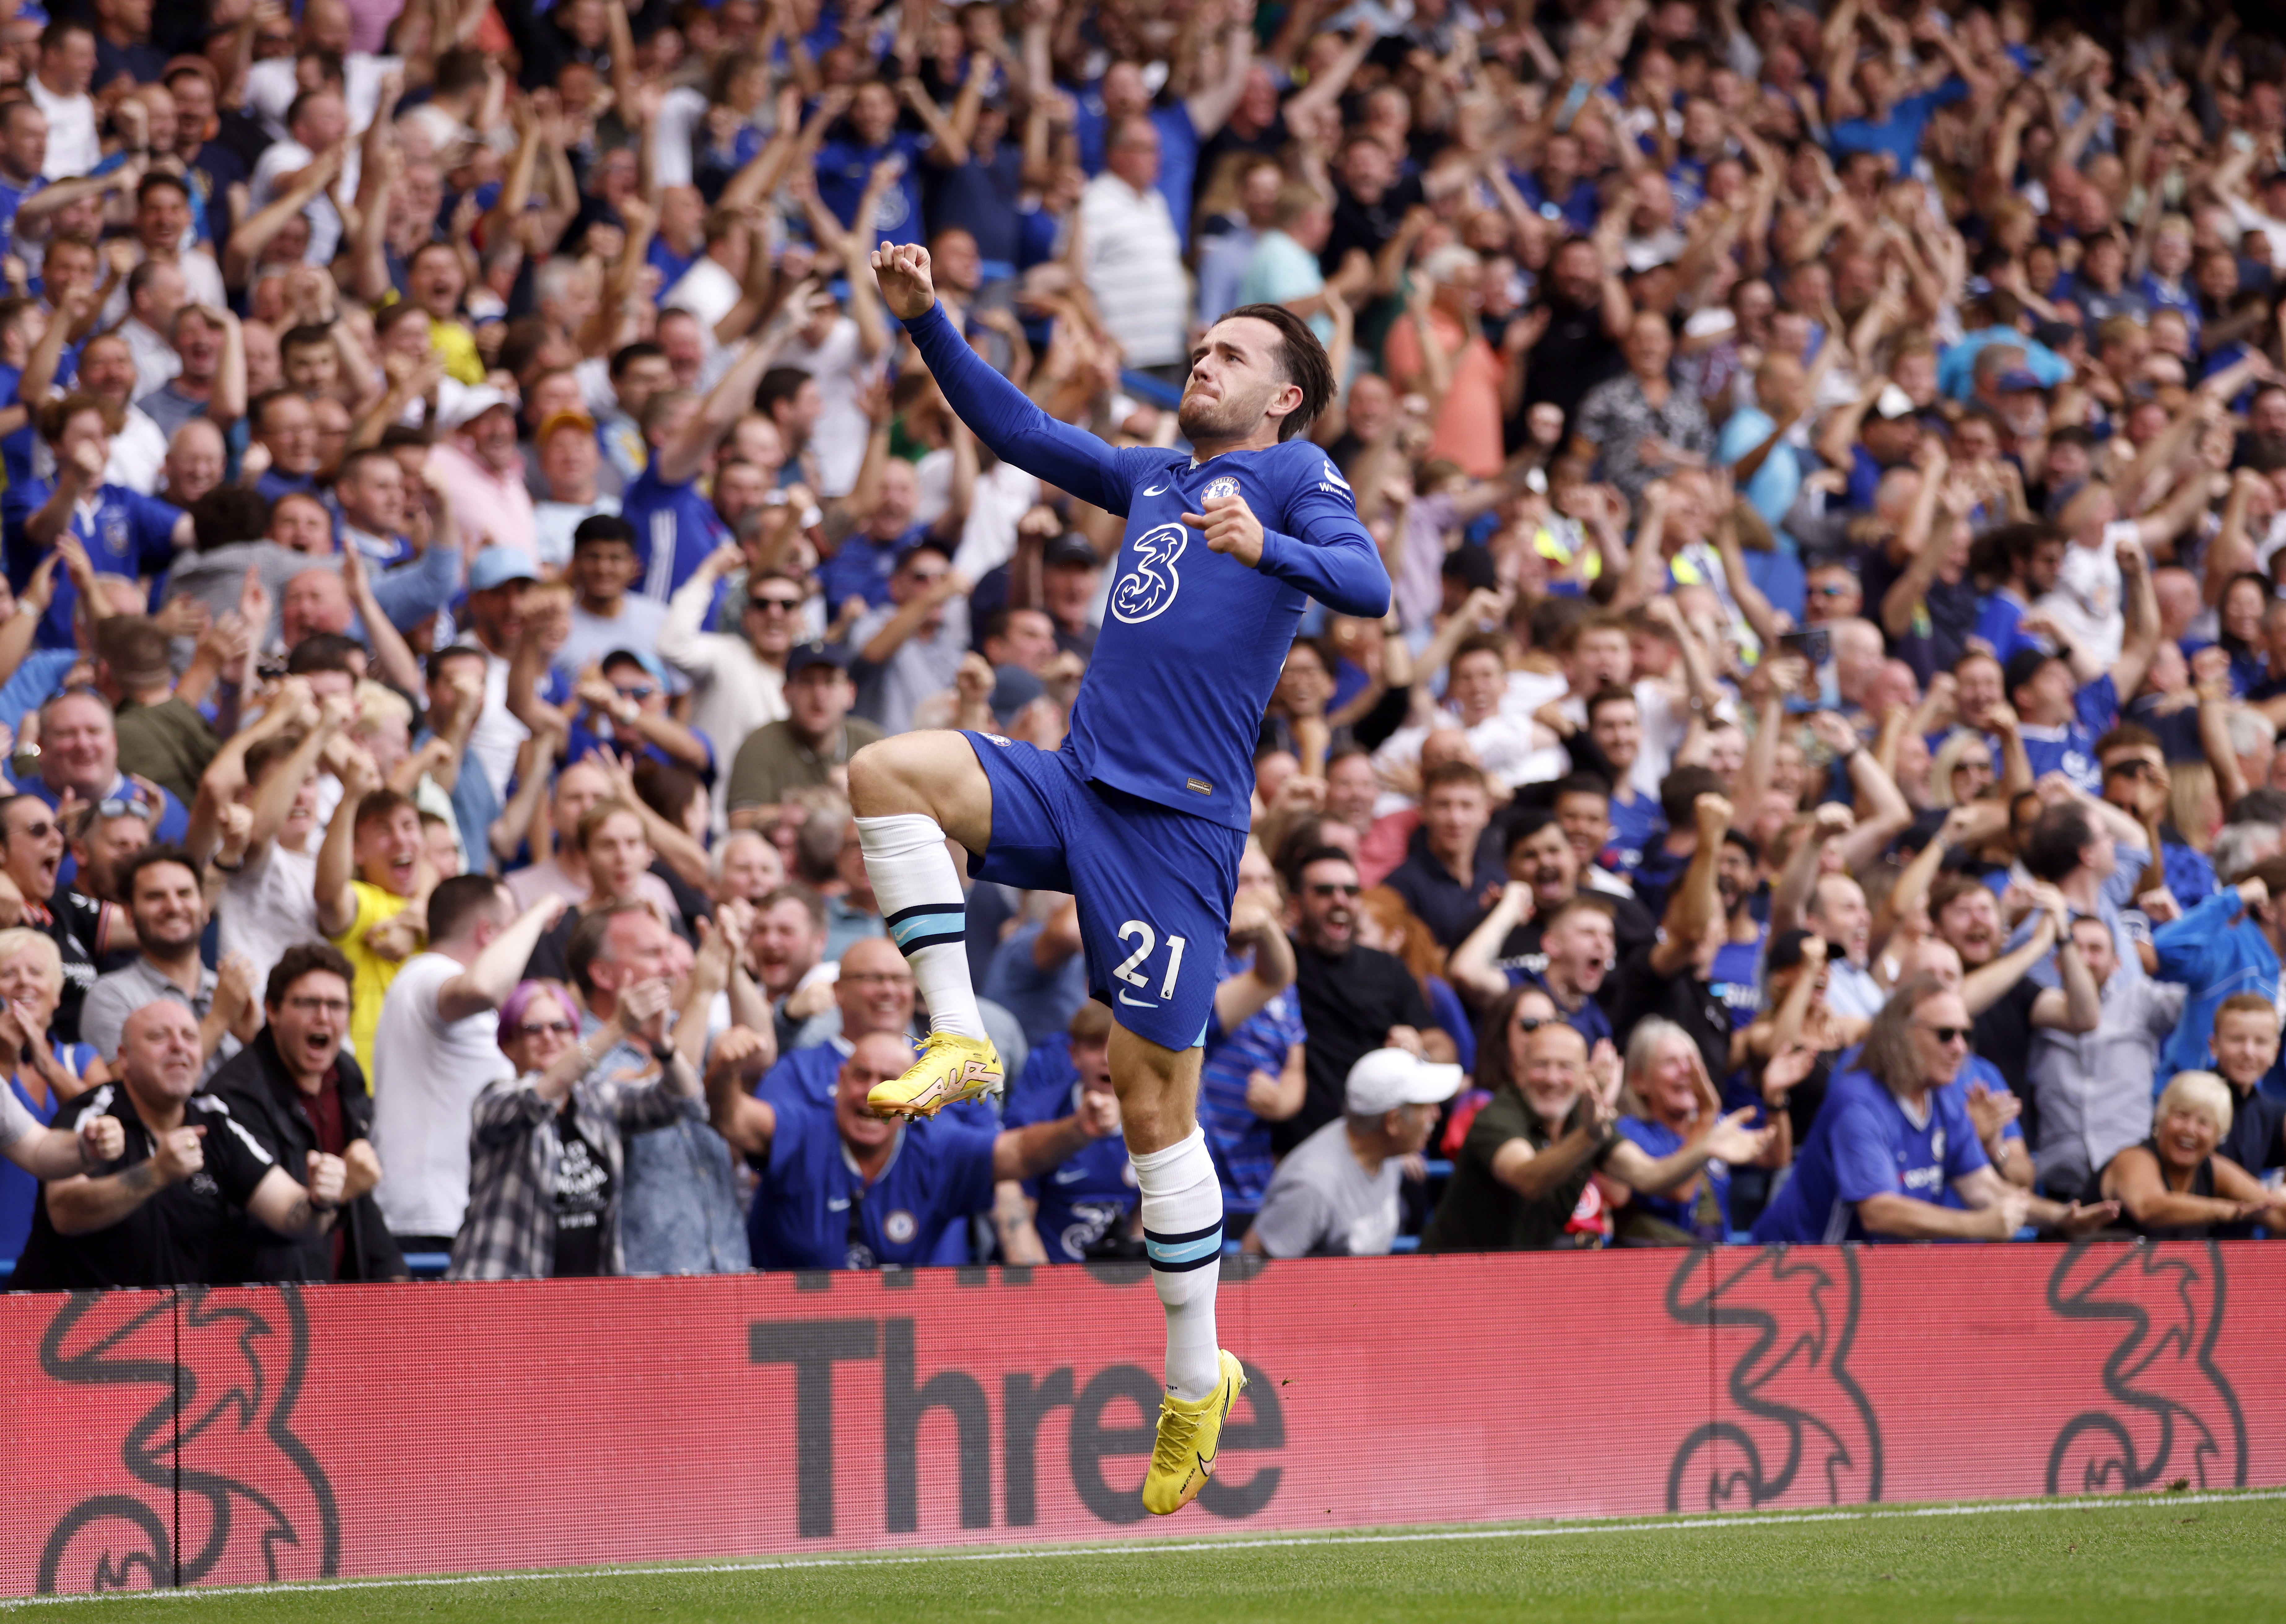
[1603,1017,1777,1244]
[2101,1072,2286,1239]
[1927,730,1997,809]
[0,926,114,1264]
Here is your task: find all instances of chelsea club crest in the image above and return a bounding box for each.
[1202,475,1240,503]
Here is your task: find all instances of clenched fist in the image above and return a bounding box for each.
[870,241,937,320]
[1182,491,1264,567]
[78,1113,124,1168]
[305,1150,348,1209]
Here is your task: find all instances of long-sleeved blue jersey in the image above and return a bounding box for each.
[902,302,1391,831]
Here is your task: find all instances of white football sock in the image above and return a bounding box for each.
[855,813,988,1041]
[1133,1127,1223,1401]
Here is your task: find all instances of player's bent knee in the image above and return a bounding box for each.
[848,737,937,818]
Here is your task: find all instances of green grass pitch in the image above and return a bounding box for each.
[15,1491,2286,1622]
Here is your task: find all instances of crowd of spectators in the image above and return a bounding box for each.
[6,0,2286,1287]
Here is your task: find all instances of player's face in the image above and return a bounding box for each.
[1180,317,1301,444]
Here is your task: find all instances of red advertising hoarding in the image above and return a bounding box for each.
[0,1242,2269,1596]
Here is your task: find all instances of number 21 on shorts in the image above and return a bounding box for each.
[1113,919,1186,1003]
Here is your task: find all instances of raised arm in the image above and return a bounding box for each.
[875,243,1125,508]
[435,896,567,1021]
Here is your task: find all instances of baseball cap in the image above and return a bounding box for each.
[1995,368,2046,393]
[2003,644,2059,699]
[989,663,1044,725]
[602,648,670,687]
[443,384,516,430]
[536,409,597,441]
[1345,1048,1464,1117]
[1870,383,1918,421]
[468,547,539,592]
[1042,534,1097,568]
[786,639,850,677]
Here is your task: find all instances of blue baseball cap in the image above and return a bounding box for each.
[468,547,539,592]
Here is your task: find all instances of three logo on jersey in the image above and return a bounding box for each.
[1112,473,1241,624]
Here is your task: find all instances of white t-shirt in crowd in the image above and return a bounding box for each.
[466,645,532,805]
[369,951,516,1239]
[218,841,319,1000]
[2036,522,2128,674]
[27,76,97,179]
[916,452,1041,583]
[776,316,872,496]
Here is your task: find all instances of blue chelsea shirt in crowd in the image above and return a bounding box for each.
[1752,1065,1989,1246]
[1001,1033,1136,1264]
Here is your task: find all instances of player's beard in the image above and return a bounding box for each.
[1177,374,1270,443]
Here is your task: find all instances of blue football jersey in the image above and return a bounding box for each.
[904,302,1390,830]
[1001,1033,1136,1263]
[745,1092,996,1271]
[1752,1065,1989,1245]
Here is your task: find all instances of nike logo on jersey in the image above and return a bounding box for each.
[1321,459,1352,491]
[827,1197,851,1212]
[1141,480,1171,495]
[1116,991,1158,1008]
[1054,1166,1089,1184]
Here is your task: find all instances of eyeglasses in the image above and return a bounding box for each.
[1307,882,1361,898]
[283,996,351,1016]
[1810,583,1854,597]
[748,596,802,613]
[2106,759,2163,781]
[1915,1022,1971,1046]
[1515,1015,1549,1033]
[517,1019,578,1037]
[613,684,657,702]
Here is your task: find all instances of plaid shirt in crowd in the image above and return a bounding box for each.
[447,1065,700,1281]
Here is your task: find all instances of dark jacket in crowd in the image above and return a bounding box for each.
[205,1029,406,1285]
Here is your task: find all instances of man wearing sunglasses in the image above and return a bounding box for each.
[1752,976,2117,1246]
[0,792,103,1042]
[205,942,401,1283]
[661,544,798,830]
[563,649,713,785]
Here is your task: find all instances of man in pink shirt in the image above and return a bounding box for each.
[428,386,537,560]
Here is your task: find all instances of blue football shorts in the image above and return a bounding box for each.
[960,731,1242,1051]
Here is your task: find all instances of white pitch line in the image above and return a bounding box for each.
[8,1487,2283,1610]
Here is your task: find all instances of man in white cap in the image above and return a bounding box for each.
[1241,1045,1460,1258]
[428,385,537,561]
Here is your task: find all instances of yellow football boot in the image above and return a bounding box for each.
[866,1030,1003,1118]
[1142,1350,1246,1515]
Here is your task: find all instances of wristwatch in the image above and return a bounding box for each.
[649,1038,678,1064]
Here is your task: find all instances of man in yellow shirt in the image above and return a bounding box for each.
[315,749,433,1081]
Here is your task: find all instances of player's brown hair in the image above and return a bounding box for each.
[1215,303,1335,441]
